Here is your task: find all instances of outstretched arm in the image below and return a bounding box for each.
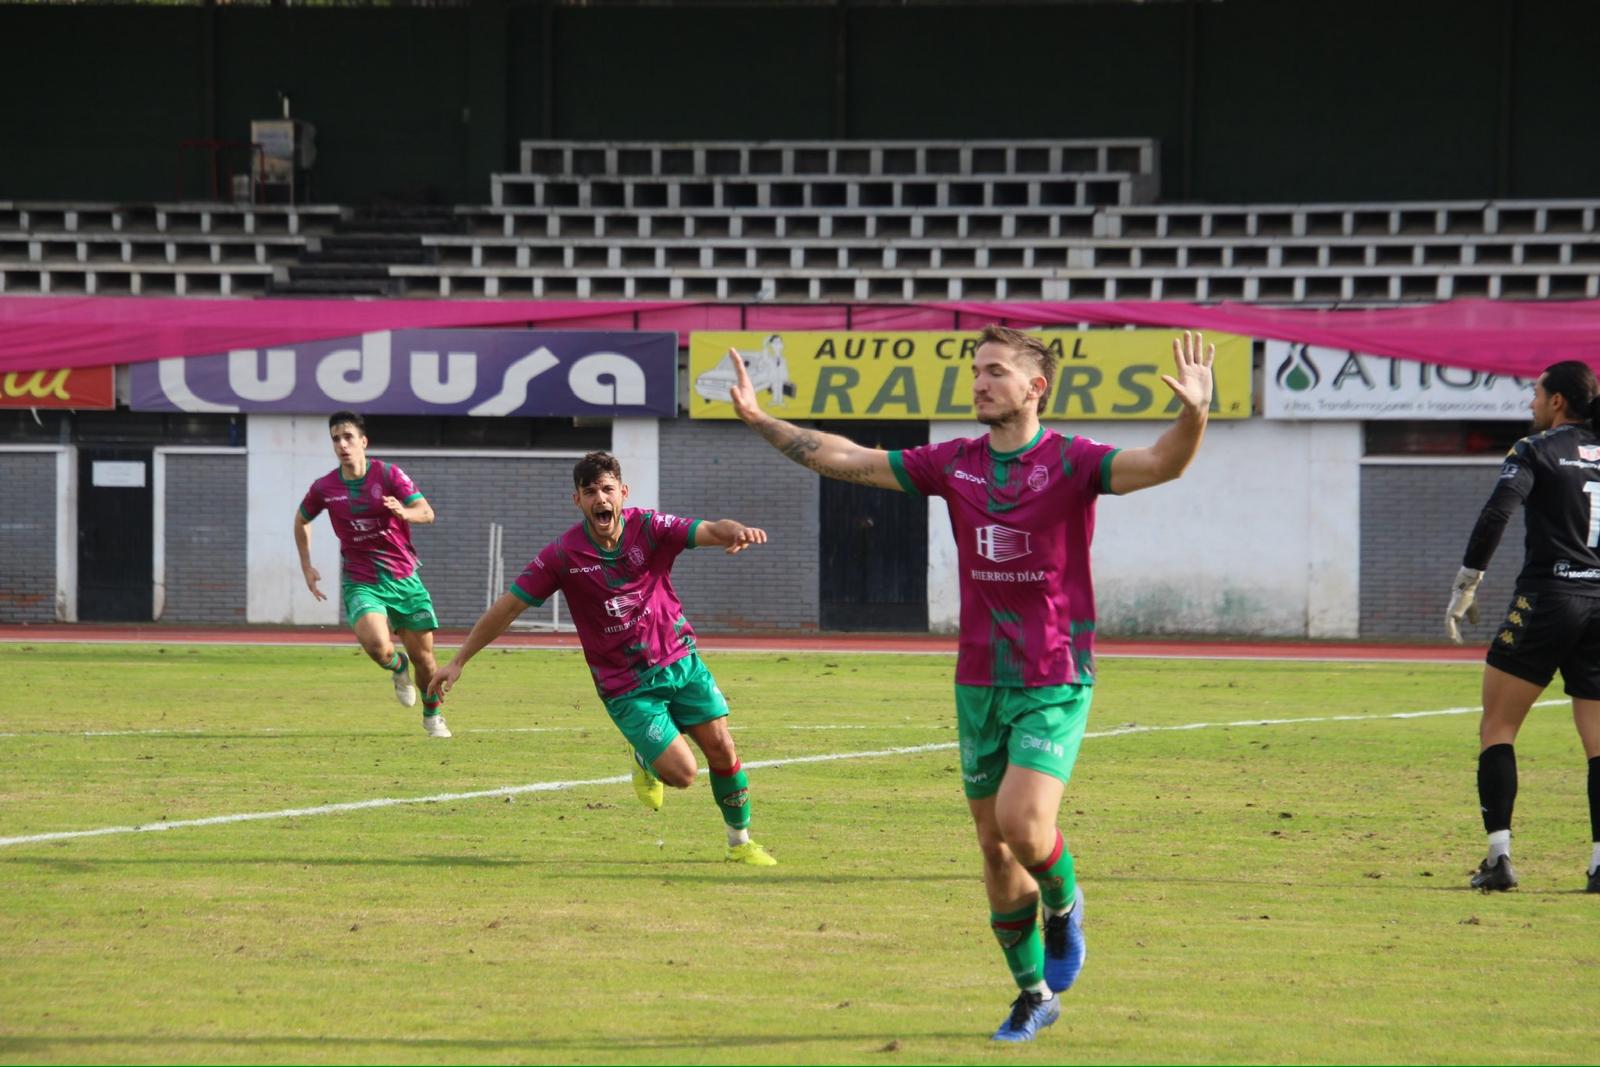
[427,592,528,698]
[726,348,904,490]
[692,519,769,555]
[1107,331,1214,495]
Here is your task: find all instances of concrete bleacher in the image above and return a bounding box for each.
[0,201,343,296]
[2,138,1599,303]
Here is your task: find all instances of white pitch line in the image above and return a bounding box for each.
[0,699,1566,850]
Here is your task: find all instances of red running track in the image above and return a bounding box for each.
[0,623,1485,663]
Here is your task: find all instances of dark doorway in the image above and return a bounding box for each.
[78,448,154,622]
[819,421,928,631]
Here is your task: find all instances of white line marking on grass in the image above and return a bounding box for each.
[0,699,1566,849]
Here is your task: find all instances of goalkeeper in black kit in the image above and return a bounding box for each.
[1445,360,1600,893]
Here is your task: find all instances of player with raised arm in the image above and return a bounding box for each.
[427,450,779,865]
[726,324,1213,1041]
[294,411,450,738]
[1445,361,1600,893]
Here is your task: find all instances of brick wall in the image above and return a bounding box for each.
[658,420,821,631]
[380,454,579,628]
[0,452,57,623]
[1359,462,1526,640]
[161,454,248,624]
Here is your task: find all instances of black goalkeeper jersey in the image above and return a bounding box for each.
[1463,422,1600,595]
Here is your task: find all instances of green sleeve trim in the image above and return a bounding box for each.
[508,584,542,607]
[1099,449,1121,495]
[887,450,922,495]
[297,505,314,522]
[686,519,703,549]
[401,492,423,505]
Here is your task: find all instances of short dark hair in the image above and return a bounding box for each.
[1541,361,1600,431]
[978,324,1056,415]
[573,450,623,489]
[328,410,365,435]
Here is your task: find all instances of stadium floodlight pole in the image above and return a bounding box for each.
[725,325,1214,1042]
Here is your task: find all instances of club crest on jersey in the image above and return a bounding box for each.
[627,546,646,568]
[605,590,646,618]
[1028,464,1049,492]
[975,524,1032,563]
[1580,445,1600,461]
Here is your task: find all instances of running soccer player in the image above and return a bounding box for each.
[1445,361,1600,893]
[427,450,779,866]
[294,410,450,738]
[726,325,1212,1041]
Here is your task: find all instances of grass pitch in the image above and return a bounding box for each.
[1,642,1595,1064]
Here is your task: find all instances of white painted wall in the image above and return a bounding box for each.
[611,417,660,512]
[247,415,341,624]
[926,419,1362,638]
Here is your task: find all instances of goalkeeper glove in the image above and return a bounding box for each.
[1445,566,1484,644]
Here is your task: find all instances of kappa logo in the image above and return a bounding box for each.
[604,590,646,618]
[1027,464,1049,493]
[975,523,1032,563]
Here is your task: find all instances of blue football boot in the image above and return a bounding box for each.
[1042,885,1086,993]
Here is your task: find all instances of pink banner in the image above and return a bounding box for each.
[3,294,1599,377]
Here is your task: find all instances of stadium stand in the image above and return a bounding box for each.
[2,138,1597,304]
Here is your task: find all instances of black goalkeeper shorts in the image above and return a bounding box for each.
[1484,587,1600,699]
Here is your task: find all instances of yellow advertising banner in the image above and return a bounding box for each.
[688,331,1253,420]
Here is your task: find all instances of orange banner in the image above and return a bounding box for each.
[0,367,115,409]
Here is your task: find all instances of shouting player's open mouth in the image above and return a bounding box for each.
[589,503,617,535]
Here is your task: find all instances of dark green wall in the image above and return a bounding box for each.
[0,1,1593,206]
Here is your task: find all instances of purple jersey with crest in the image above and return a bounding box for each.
[511,507,701,698]
[890,428,1119,688]
[298,460,425,584]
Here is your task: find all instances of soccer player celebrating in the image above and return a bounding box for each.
[726,325,1212,1042]
[294,411,450,737]
[427,450,779,866]
[1446,361,1600,893]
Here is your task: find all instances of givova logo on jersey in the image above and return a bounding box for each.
[605,590,646,618]
[975,523,1032,563]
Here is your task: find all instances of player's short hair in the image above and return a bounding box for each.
[573,450,623,489]
[977,324,1055,415]
[327,410,365,435]
[1540,361,1600,430]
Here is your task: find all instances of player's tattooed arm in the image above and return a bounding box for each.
[755,419,888,485]
[727,348,903,490]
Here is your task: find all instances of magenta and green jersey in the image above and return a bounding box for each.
[298,460,425,584]
[889,427,1120,688]
[511,507,703,698]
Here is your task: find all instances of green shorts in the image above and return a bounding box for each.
[342,571,439,633]
[602,653,729,764]
[954,683,1092,799]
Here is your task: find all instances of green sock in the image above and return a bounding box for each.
[1026,829,1077,912]
[709,760,750,829]
[422,692,443,719]
[990,903,1044,989]
[382,650,408,674]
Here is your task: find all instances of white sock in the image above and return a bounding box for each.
[726,826,750,848]
[1026,980,1052,999]
[1589,842,1600,874]
[1487,829,1511,862]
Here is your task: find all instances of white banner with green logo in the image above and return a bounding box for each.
[1263,342,1535,420]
